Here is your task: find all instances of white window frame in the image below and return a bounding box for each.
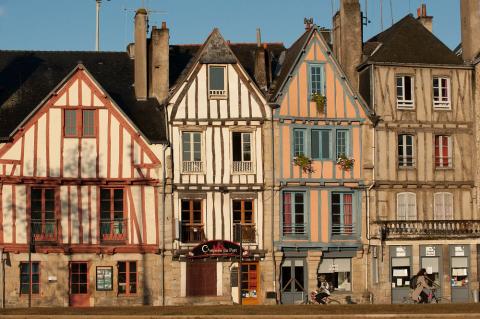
[181,131,204,173]
[396,75,415,109]
[435,135,452,168]
[434,192,453,220]
[231,131,255,174]
[397,192,417,220]
[208,65,227,99]
[433,77,451,109]
[398,134,415,168]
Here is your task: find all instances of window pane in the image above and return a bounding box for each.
[182,133,191,161]
[64,110,77,136]
[310,65,324,95]
[232,132,242,161]
[336,130,347,157]
[404,76,412,100]
[82,110,95,136]
[209,66,225,91]
[294,266,304,291]
[293,130,305,157]
[118,262,126,273]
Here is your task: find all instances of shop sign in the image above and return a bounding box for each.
[454,246,465,256]
[96,266,113,291]
[189,240,243,258]
[396,246,406,257]
[425,246,436,257]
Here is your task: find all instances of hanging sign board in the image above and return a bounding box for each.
[189,240,243,258]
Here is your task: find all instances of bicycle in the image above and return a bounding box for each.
[303,290,341,304]
[402,287,446,304]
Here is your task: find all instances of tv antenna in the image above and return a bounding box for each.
[122,4,167,47]
[95,0,111,51]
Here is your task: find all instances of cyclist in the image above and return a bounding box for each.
[314,274,332,304]
[411,268,432,303]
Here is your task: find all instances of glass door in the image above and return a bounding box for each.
[69,262,89,307]
[280,259,306,304]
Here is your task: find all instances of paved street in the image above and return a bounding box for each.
[1,304,480,318]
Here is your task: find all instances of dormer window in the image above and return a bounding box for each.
[209,65,227,98]
[396,75,414,109]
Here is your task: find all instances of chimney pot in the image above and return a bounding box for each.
[162,21,167,29]
[256,28,262,47]
[417,4,433,33]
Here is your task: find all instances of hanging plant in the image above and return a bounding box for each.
[336,154,355,171]
[293,154,314,173]
[311,92,327,113]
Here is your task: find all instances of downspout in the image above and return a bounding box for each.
[161,143,167,306]
[269,104,278,304]
[0,248,4,309]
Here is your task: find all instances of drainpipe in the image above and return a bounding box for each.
[160,143,168,306]
[1,248,4,308]
[269,104,278,304]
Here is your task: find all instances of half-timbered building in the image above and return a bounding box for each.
[358,5,479,304]
[164,29,284,305]
[268,18,373,304]
[0,9,169,307]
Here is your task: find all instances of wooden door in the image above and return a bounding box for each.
[186,260,216,296]
[69,262,90,307]
[241,262,259,305]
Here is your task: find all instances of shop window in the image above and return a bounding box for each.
[118,261,137,295]
[398,134,414,167]
[209,65,227,98]
[232,199,255,243]
[282,192,306,237]
[182,131,203,173]
[100,188,126,242]
[421,257,441,288]
[311,130,331,160]
[181,199,204,243]
[20,262,40,295]
[391,257,410,288]
[241,262,258,300]
[433,77,451,109]
[434,192,453,220]
[397,192,417,220]
[396,75,414,109]
[318,258,351,291]
[232,132,253,173]
[64,109,97,137]
[31,187,56,241]
[331,193,354,236]
[434,135,452,168]
[451,257,468,287]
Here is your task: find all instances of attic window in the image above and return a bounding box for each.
[209,65,227,98]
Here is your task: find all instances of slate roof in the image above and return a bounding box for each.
[0,50,167,143]
[362,15,463,65]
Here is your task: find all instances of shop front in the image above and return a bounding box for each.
[390,246,412,304]
[450,245,470,303]
[280,257,307,304]
[420,245,443,298]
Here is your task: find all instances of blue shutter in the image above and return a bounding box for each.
[321,130,330,159]
[311,130,320,159]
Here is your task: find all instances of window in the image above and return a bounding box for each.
[241,262,259,299]
[233,199,255,243]
[20,262,40,294]
[232,132,253,173]
[282,192,306,237]
[69,262,88,294]
[311,130,331,160]
[318,258,351,291]
[434,192,453,220]
[396,75,414,109]
[310,64,325,95]
[293,129,306,157]
[100,188,126,241]
[435,135,452,168]
[182,132,203,173]
[209,65,226,97]
[181,199,204,243]
[397,192,417,220]
[118,261,137,295]
[31,187,56,241]
[281,259,305,296]
[336,130,349,158]
[433,77,451,109]
[398,134,414,167]
[64,109,96,137]
[331,193,354,235]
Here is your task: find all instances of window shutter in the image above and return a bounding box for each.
[311,130,320,159]
[397,193,406,220]
[445,193,453,220]
[434,193,444,220]
[407,193,416,220]
[321,130,330,159]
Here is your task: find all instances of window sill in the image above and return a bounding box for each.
[433,106,452,111]
[397,166,416,170]
[208,95,228,100]
[435,167,454,170]
[181,171,206,175]
[396,106,415,111]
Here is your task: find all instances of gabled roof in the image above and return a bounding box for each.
[0,50,167,143]
[362,15,463,66]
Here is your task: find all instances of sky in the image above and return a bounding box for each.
[0,0,461,52]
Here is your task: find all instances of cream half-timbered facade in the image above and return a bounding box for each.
[165,30,273,305]
[0,62,166,307]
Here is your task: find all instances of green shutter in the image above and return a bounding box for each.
[311,130,320,159]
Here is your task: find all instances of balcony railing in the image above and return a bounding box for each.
[181,224,205,243]
[332,224,355,236]
[232,161,253,173]
[375,220,480,240]
[233,224,256,243]
[282,223,307,237]
[100,219,128,242]
[31,219,57,242]
[182,161,203,173]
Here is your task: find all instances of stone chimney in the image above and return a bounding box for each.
[149,22,170,103]
[254,28,268,91]
[417,4,433,33]
[134,8,148,100]
[333,0,362,90]
[460,0,480,62]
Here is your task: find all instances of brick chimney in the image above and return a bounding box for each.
[460,0,480,62]
[333,0,362,90]
[149,22,169,103]
[417,4,433,33]
[134,8,148,100]
[254,28,268,91]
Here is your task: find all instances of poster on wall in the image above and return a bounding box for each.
[425,246,436,257]
[96,266,113,291]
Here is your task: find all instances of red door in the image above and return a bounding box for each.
[69,262,90,307]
